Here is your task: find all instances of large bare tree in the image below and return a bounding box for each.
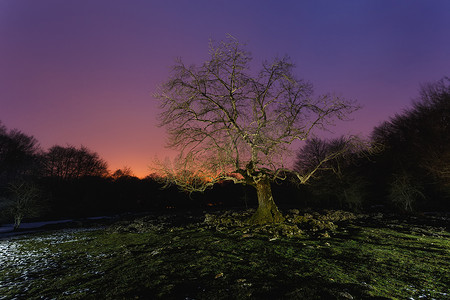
[155,36,359,224]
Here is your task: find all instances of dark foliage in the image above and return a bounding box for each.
[0,122,42,186]
[43,145,109,180]
[294,137,370,211]
[0,122,44,225]
[371,77,450,211]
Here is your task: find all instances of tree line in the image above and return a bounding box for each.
[0,124,257,229]
[0,129,157,229]
[1,75,448,229]
[294,77,450,213]
[1,36,448,228]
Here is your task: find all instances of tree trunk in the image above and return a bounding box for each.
[13,214,22,231]
[248,177,285,224]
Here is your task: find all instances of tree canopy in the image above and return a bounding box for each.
[156,36,359,223]
[44,145,109,180]
[0,121,41,185]
[371,77,450,210]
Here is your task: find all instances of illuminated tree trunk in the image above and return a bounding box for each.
[14,214,23,231]
[248,177,285,224]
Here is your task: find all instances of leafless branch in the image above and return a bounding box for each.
[154,36,359,192]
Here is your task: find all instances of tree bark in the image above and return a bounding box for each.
[248,177,285,224]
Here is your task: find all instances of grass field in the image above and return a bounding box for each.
[0,210,449,299]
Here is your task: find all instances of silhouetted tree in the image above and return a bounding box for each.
[414,78,450,188]
[0,122,42,186]
[388,171,425,211]
[371,77,450,211]
[43,145,109,180]
[155,36,359,223]
[111,166,134,180]
[0,123,45,226]
[0,182,42,230]
[294,136,370,210]
[295,137,354,175]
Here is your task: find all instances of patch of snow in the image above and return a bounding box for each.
[0,227,102,295]
[0,219,73,234]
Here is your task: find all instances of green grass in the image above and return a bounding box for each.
[0,214,449,299]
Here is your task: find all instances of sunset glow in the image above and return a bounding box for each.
[1,0,449,178]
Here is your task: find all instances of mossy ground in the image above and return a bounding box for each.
[0,210,449,299]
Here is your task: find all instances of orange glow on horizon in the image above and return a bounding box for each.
[2,1,447,184]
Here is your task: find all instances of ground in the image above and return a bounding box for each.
[0,209,449,299]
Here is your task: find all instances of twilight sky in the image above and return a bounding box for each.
[1,0,449,178]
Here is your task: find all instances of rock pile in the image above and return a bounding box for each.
[204,209,358,238]
[108,209,359,238]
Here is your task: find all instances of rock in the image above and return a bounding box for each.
[204,214,216,224]
[374,213,384,219]
[151,249,161,256]
[288,209,300,215]
[337,291,354,299]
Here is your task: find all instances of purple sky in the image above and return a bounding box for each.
[1,0,449,177]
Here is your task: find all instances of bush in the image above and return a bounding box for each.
[0,181,44,229]
[388,172,425,211]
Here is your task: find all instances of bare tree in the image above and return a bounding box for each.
[388,172,425,211]
[294,136,374,210]
[295,136,374,176]
[415,77,450,187]
[44,145,109,180]
[111,166,135,180]
[0,181,42,230]
[0,121,42,185]
[371,77,450,209]
[155,36,359,224]
[295,137,351,176]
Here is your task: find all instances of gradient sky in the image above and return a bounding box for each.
[1,0,449,178]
